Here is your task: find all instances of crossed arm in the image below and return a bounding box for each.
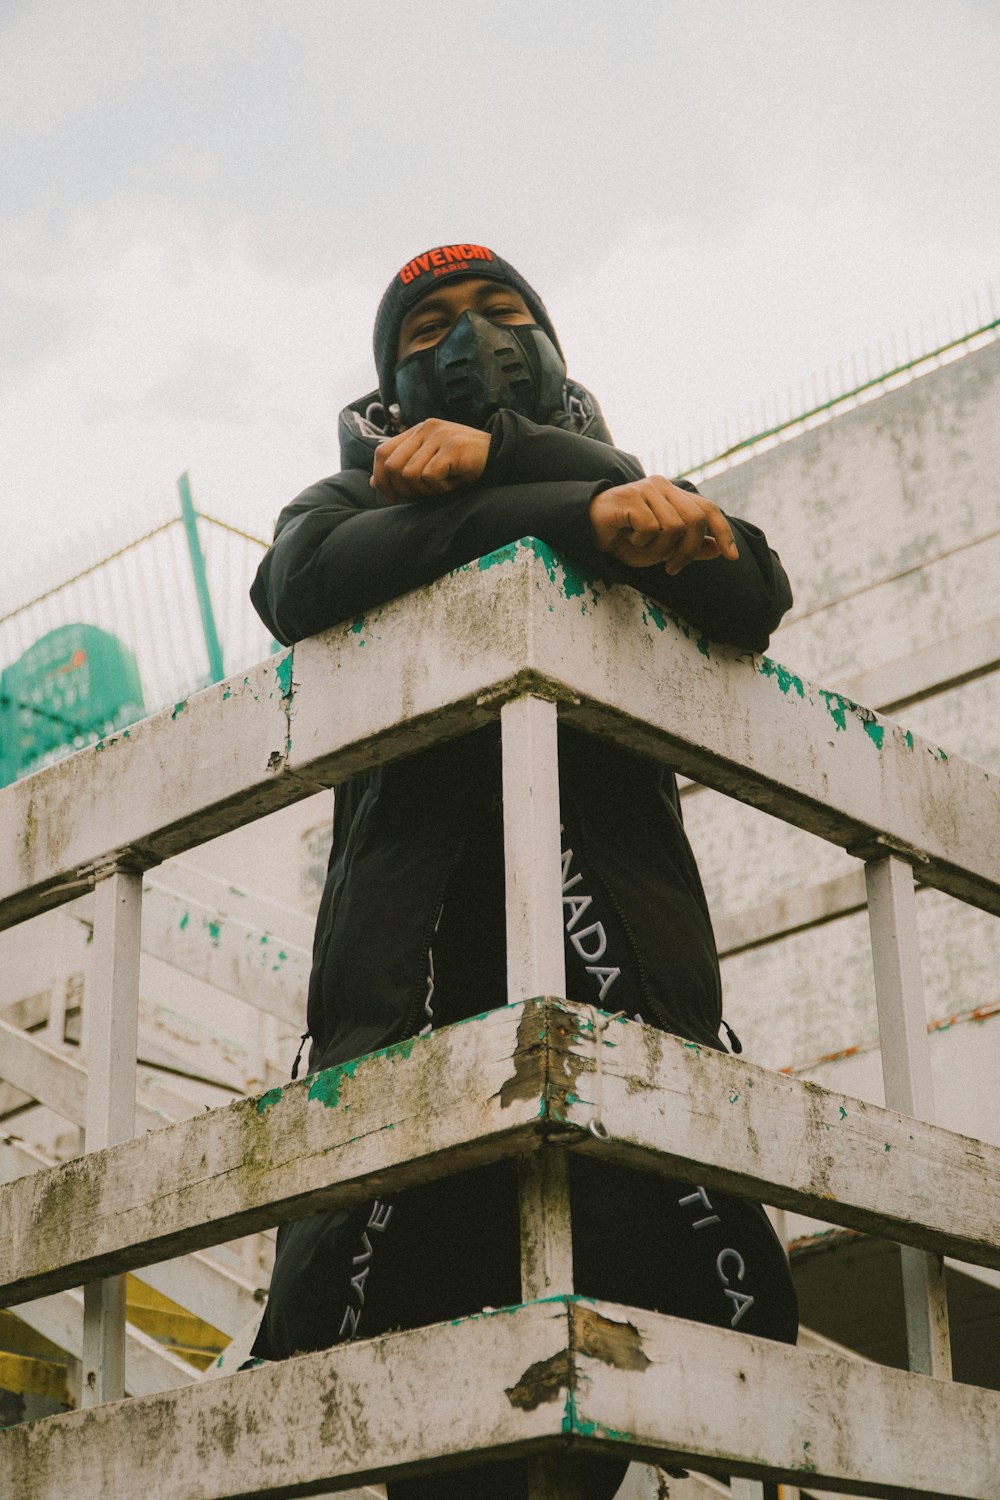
[251,413,791,653]
[372,418,740,577]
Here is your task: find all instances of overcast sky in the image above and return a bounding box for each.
[3,0,999,603]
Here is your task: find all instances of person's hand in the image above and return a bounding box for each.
[371,419,490,503]
[590,477,739,574]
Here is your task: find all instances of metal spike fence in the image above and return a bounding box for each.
[651,306,1000,485]
[0,506,272,771]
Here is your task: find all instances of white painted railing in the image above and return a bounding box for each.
[2,536,1000,1498]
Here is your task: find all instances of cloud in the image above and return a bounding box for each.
[0,194,383,597]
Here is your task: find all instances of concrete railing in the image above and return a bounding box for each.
[2,536,999,1498]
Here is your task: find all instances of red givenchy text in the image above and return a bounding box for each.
[398,244,494,286]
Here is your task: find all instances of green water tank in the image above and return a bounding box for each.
[0,624,145,786]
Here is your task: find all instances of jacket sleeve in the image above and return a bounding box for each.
[476,416,790,650]
[252,470,791,656]
[610,515,792,654]
[483,410,645,487]
[251,472,614,646]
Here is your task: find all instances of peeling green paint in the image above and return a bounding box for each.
[222,687,232,701]
[563,1389,632,1442]
[203,919,222,946]
[179,911,189,931]
[171,700,187,720]
[884,1142,891,1152]
[903,730,914,749]
[476,540,520,570]
[275,651,293,700]
[476,537,601,609]
[729,1091,740,1104]
[760,658,805,698]
[308,1057,362,1109]
[796,1440,818,1475]
[820,690,848,731]
[863,719,884,750]
[937,747,948,761]
[696,634,710,658]
[839,1106,847,1120]
[256,1087,283,1116]
[306,1032,422,1110]
[643,602,667,632]
[683,1041,701,1055]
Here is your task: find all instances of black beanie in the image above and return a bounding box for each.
[373,243,564,407]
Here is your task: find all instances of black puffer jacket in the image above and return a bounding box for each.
[249,386,796,1367]
[251,385,792,1076]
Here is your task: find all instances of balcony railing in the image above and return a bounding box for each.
[2,536,999,1498]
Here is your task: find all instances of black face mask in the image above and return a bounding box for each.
[393,311,567,430]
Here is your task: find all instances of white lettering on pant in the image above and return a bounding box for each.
[560,837,621,1003]
[338,1198,395,1338]
[677,1186,756,1328]
[339,927,443,1341]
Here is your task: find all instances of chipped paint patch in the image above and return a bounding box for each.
[203,919,222,947]
[171,700,187,720]
[863,719,885,750]
[256,1087,283,1116]
[305,1034,418,1111]
[476,540,520,571]
[476,537,602,610]
[759,658,805,698]
[506,1306,649,1417]
[820,690,848,731]
[696,634,711,658]
[307,1056,362,1110]
[275,651,293,701]
[505,1349,572,1411]
[179,911,189,931]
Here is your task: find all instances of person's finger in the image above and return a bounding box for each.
[644,481,738,572]
[697,499,739,561]
[625,486,690,564]
[372,431,422,501]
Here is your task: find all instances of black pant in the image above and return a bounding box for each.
[256,807,798,1497]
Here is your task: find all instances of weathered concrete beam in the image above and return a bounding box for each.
[2,1298,998,1499]
[137,880,310,1028]
[14,1288,196,1398]
[515,554,1000,916]
[0,1000,548,1305]
[0,550,541,931]
[3,540,999,933]
[3,1126,262,1345]
[554,1008,1000,1268]
[0,1018,165,1135]
[714,868,869,956]
[3,1002,999,1310]
[136,1251,263,1342]
[835,610,1000,716]
[70,863,313,1024]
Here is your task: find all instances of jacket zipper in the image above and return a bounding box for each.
[401,831,471,1041]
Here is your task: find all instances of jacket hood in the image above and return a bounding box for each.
[337,380,618,474]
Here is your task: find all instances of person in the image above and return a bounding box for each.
[248,242,797,1499]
